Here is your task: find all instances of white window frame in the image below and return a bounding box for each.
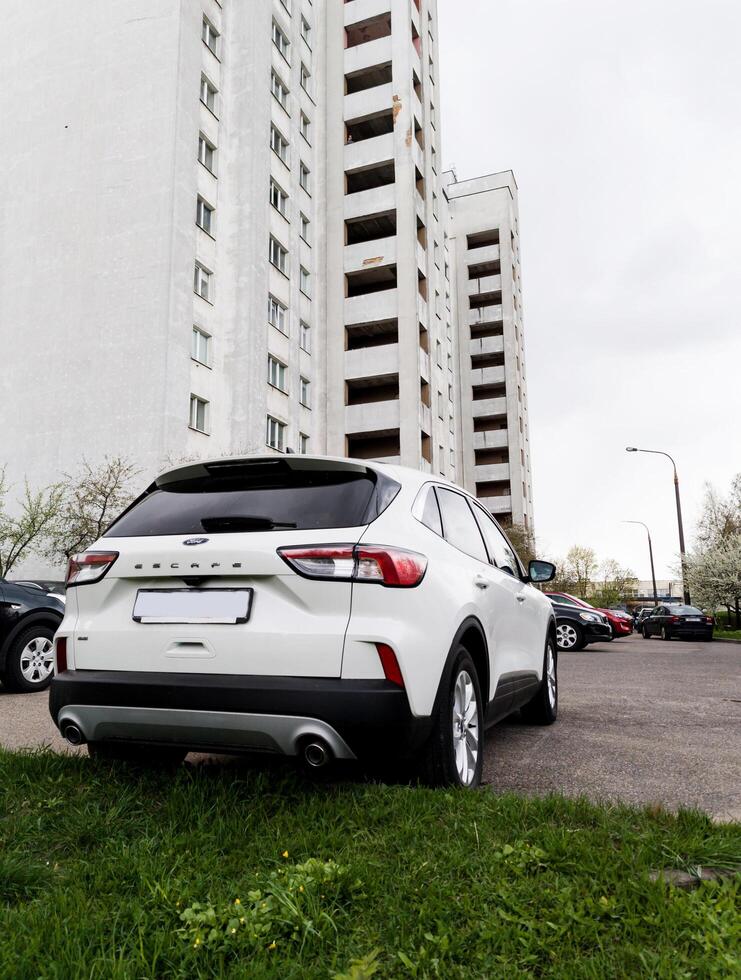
[189,394,209,433]
[301,17,312,48]
[268,295,288,334]
[271,71,289,111]
[299,162,310,193]
[194,263,212,302]
[266,416,286,452]
[270,179,289,218]
[299,376,311,408]
[300,63,311,94]
[268,355,288,393]
[270,124,289,165]
[300,213,310,244]
[196,196,214,236]
[198,134,216,174]
[272,21,290,61]
[299,320,311,353]
[191,325,211,366]
[299,266,311,297]
[300,112,311,144]
[200,75,218,115]
[299,432,309,454]
[269,236,289,276]
[202,17,219,56]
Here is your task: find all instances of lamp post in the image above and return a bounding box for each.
[625,447,690,604]
[622,520,658,606]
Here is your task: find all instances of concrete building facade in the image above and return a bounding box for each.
[1,0,534,572]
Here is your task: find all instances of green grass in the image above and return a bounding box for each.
[0,750,739,979]
[715,629,741,641]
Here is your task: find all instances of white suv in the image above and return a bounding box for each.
[50,455,558,788]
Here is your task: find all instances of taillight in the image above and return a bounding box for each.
[705,617,714,624]
[668,616,679,623]
[376,643,404,687]
[278,545,427,588]
[66,551,119,586]
[55,637,68,674]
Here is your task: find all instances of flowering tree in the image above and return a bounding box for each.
[0,469,64,577]
[686,533,741,626]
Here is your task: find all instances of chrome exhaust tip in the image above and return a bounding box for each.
[303,740,331,769]
[62,723,85,746]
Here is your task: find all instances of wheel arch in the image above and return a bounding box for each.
[0,612,62,672]
[433,616,490,716]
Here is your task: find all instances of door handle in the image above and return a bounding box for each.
[516,594,526,603]
[474,574,490,589]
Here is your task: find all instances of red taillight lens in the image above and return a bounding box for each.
[278,545,426,588]
[376,643,404,687]
[705,617,714,624]
[669,616,679,623]
[55,637,67,674]
[66,551,119,586]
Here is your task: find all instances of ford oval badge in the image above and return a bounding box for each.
[183,537,209,546]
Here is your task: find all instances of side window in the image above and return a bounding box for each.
[472,504,520,577]
[436,489,488,563]
[420,486,443,536]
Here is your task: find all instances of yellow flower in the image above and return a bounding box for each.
[282,850,289,858]
[231,928,236,934]
[194,938,201,947]
[269,941,277,950]
[240,917,245,924]
[234,898,241,905]
[299,885,304,892]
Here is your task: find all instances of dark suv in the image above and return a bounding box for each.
[1,580,65,692]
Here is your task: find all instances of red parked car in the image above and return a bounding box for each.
[545,593,633,638]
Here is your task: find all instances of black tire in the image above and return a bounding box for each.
[1,622,58,693]
[415,647,484,789]
[661,626,672,641]
[555,621,584,652]
[520,635,558,725]
[87,742,187,767]
[642,626,650,639]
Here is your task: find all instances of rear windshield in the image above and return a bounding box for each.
[671,605,704,615]
[105,463,398,537]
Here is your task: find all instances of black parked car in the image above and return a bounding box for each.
[0,580,64,692]
[550,599,612,651]
[634,607,654,632]
[641,604,714,642]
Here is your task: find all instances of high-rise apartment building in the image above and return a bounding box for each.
[1,0,534,573]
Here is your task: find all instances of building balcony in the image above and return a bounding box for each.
[344,34,393,76]
[475,463,510,483]
[417,296,428,327]
[345,287,398,326]
[344,343,399,381]
[468,274,501,297]
[345,132,395,174]
[419,348,430,381]
[419,403,431,433]
[473,429,508,450]
[469,335,504,358]
[344,0,392,29]
[416,240,427,274]
[471,365,505,388]
[468,304,503,326]
[471,396,507,418]
[478,495,512,515]
[345,399,400,435]
[344,235,397,275]
[344,82,394,124]
[466,243,500,265]
[344,183,395,222]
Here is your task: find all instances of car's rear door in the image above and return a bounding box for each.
[71,458,394,678]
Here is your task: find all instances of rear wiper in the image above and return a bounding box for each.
[200,516,297,532]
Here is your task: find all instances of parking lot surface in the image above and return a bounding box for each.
[1,635,739,819]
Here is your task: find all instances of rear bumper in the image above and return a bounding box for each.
[49,670,430,761]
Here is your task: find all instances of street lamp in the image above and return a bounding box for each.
[625,447,690,604]
[622,520,658,605]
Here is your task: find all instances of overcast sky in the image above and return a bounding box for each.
[439,0,741,580]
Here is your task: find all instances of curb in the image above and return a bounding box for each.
[714,637,741,645]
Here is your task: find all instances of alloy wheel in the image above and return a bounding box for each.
[19,637,55,685]
[546,643,557,708]
[452,670,479,787]
[556,624,578,650]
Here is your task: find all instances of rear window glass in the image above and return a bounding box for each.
[671,605,703,615]
[106,463,398,537]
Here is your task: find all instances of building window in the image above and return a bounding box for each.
[191,326,211,366]
[270,180,289,218]
[300,64,311,94]
[299,432,309,454]
[299,376,311,408]
[299,320,311,352]
[268,355,288,392]
[196,196,214,235]
[198,134,216,173]
[299,266,310,296]
[279,0,291,13]
[268,295,288,334]
[266,416,285,452]
[189,394,209,433]
[194,263,212,302]
[299,162,310,192]
[300,113,311,145]
[200,75,218,114]
[272,21,290,61]
[301,17,312,47]
[271,71,289,111]
[270,125,289,165]
[300,213,310,243]
[202,17,219,56]
[269,237,289,275]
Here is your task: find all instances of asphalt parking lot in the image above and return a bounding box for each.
[1,634,739,820]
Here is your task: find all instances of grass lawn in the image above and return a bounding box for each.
[0,750,739,979]
[715,629,741,641]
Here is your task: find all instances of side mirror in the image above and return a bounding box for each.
[529,559,556,583]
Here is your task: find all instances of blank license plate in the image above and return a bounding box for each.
[133,589,253,624]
